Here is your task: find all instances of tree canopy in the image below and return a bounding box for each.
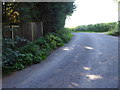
[3,2,75,34]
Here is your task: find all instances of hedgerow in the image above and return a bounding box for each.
[74,22,119,36]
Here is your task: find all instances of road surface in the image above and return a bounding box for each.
[3,33,118,88]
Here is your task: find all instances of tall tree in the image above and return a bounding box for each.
[18,2,75,34]
[3,2,75,35]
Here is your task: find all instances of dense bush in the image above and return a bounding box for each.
[75,22,118,33]
[3,28,73,75]
[2,37,28,74]
[56,28,73,43]
[106,24,119,36]
[2,37,27,69]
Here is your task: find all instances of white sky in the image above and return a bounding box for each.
[65,0,118,28]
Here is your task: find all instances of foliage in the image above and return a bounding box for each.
[10,2,75,34]
[56,28,73,43]
[74,22,119,36]
[3,2,75,34]
[2,37,27,71]
[45,34,64,49]
[3,28,73,75]
[13,53,33,70]
[18,43,42,64]
[106,29,119,36]
[2,2,75,75]
[2,2,20,24]
[106,22,119,36]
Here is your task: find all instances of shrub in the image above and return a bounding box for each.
[56,28,73,43]
[19,43,40,54]
[2,48,21,69]
[3,28,73,75]
[18,43,42,64]
[18,53,33,66]
[2,37,27,70]
[106,25,119,36]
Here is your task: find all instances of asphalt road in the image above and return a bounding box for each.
[3,33,118,88]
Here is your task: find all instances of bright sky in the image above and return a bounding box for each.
[65,0,118,28]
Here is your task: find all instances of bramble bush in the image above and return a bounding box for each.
[3,28,73,75]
